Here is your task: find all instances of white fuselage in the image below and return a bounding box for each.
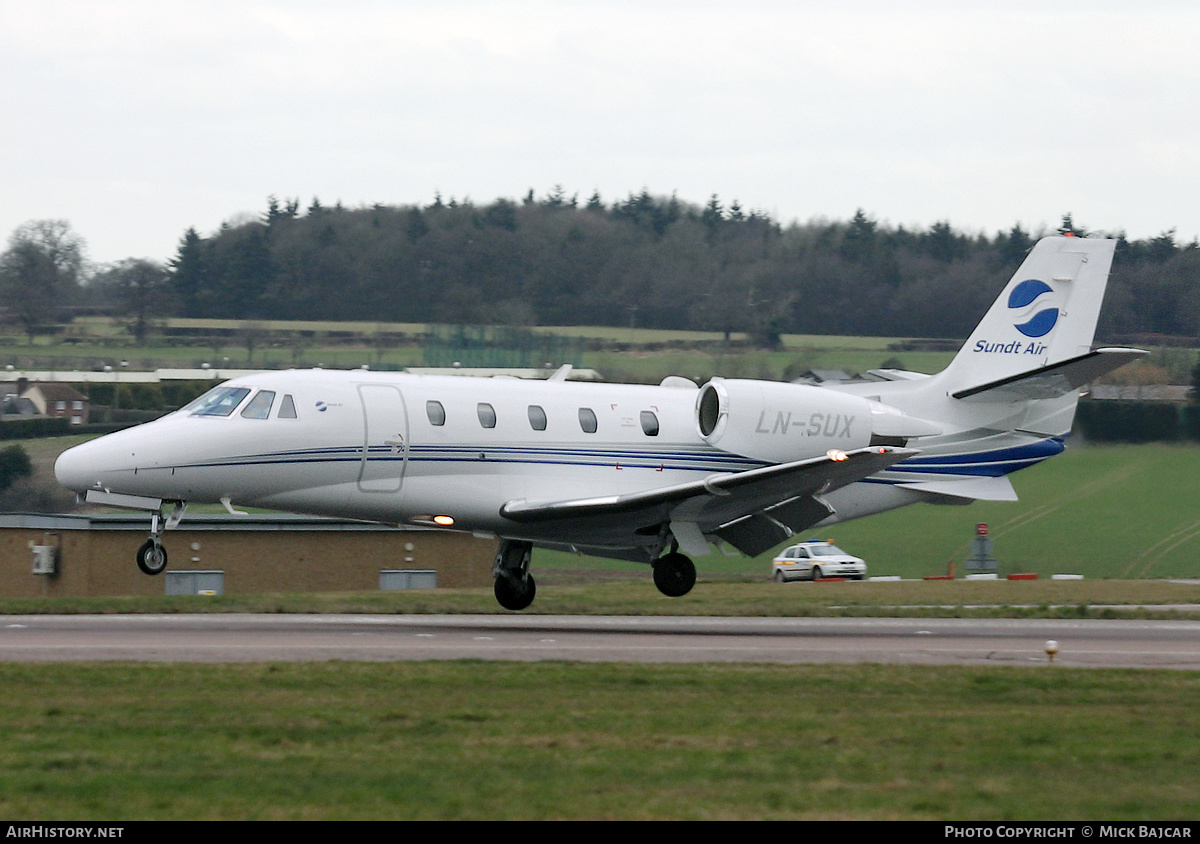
[54,366,1064,560]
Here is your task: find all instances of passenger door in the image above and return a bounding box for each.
[357,384,408,493]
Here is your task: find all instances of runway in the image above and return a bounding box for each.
[3,614,1200,668]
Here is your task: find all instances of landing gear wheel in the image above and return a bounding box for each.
[136,540,168,576]
[492,540,535,610]
[494,573,536,611]
[653,552,696,598]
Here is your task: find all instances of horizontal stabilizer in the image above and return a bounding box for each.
[951,348,1149,403]
[895,475,1018,502]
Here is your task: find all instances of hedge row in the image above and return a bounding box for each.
[1074,401,1200,442]
[0,417,71,439]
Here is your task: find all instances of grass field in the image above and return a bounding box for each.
[2,661,1199,820]
[5,323,956,383]
[532,442,1200,582]
[2,578,1198,619]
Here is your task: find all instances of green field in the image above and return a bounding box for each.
[12,316,1192,384]
[7,321,956,382]
[2,661,1199,820]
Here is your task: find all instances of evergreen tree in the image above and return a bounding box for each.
[169,228,209,317]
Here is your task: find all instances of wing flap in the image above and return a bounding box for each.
[713,495,837,556]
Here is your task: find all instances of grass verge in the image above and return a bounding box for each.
[1,661,1198,820]
[0,578,1198,618]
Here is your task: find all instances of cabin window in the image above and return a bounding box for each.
[185,386,251,417]
[640,410,659,436]
[278,394,298,419]
[241,390,275,419]
[426,400,446,426]
[477,402,496,429]
[528,405,547,431]
[578,407,598,434]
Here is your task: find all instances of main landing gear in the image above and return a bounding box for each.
[493,540,536,611]
[652,551,696,598]
[134,501,187,577]
[490,540,697,610]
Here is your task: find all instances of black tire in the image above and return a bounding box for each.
[494,573,536,611]
[811,566,822,582]
[136,540,168,576]
[774,569,786,583]
[653,552,696,598]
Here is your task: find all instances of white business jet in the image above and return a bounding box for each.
[55,235,1144,609]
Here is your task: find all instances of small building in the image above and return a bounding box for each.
[0,513,497,597]
[20,382,89,425]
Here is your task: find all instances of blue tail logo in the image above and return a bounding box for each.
[1008,279,1059,338]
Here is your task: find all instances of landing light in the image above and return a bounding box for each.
[433,515,455,527]
[826,450,848,462]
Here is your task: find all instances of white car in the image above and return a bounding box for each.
[772,540,866,582]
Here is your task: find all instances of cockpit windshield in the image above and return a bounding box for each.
[184,386,252,417]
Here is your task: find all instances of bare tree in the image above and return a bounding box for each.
[91,258,169,344]
[0,220,87,342]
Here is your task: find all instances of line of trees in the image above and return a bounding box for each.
[2,193,1199,344]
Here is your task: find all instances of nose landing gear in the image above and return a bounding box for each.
[136,539,168,575]
[133,501,187,576]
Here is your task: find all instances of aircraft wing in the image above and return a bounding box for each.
[952,348,1149,402]
[499,446,917,559]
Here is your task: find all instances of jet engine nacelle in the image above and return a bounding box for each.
[696,378,875,464]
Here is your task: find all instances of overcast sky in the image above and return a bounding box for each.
[2,0,1198,266]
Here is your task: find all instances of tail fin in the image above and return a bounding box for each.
[938,235,1118,395]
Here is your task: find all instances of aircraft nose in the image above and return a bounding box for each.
[55,436,129,494]
[54,443,93,493]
